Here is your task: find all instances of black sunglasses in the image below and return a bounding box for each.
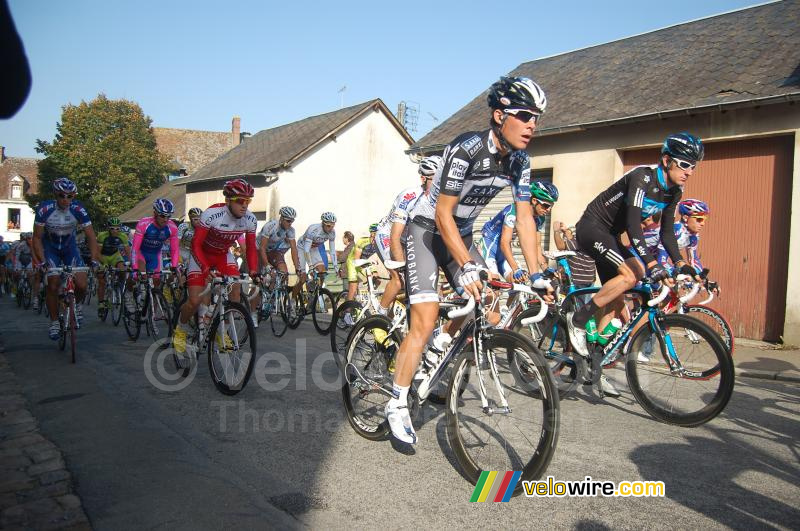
[57,193,75,199]
[506,109,541,124]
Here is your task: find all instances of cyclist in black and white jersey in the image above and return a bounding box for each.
[568,133,706,363]
[386,76,547,445]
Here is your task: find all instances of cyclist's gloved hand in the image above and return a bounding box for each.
[513,268,528,282]
[249,271,262,283]
[457,261,485,300]
[530,272,552,291]
[649,264,670,282]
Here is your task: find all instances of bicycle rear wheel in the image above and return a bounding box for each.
[512,307,584,398]
[626,314,734,427]
[21,282,32,309]
[269,290,289,337]
[68,298,77,363]
[330,300,364,364]
[446,328,560,491]
[340,315,396,440]
[207,301,256,395]
[285,290,304,329]
[122,288,141,341]
[111,284,123,326]
[312,288,335,335]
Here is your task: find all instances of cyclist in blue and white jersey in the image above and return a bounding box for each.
[258,206,302,278]
[655,199,709,275]
[32,178,100,339]
[386,76,548,444]
[568,133,705,359]
[479,181,557,283]
[297,212,337,276]
[371,156,440,315]
[0,236,10,295]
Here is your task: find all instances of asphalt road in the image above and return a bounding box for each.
[2,298,798,530]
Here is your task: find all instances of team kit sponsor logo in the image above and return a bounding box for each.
[462,135,483,157]
[448,158,469,180]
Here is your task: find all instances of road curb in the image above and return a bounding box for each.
[734,367,800,383]
[0,334,92,530]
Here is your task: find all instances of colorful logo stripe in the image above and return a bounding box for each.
[470,471,521,502]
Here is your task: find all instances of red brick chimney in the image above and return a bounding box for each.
[232,116,241,146]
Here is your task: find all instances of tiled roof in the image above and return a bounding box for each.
[153,127,234,174]
[412,0,800,151]
[184,99,411,183]
[120,177,188,223]
[0,155,40,196]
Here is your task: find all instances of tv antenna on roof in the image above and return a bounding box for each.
[428,112,439,122]
[338,85,347,108]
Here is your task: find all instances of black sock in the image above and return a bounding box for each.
[573,299,598,327]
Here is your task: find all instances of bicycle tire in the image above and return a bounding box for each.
[15,282,22,307]
[84,275,93,306]
[37,289,44,315]
[512,308,584,399]
[330,300,364,362]
[685,304,734,356]
[146,291,172,341]
[168,306,194,378]
[285,290,304,329]
[269,290,289,337]
[122,288,141,341]
[312,288,335,335]
[111,284,123,326]
[625,313,734,427]
[207,300,257,395]
[69,298,77,364]
[58,310,67,352]
[21,282,31,310]
[446,328,559,491]
[340,314,398,440]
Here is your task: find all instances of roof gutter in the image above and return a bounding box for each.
[184,171,280,185]
[536,92,800,135]
[408,92,800,153]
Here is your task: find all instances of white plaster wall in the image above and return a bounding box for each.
[0,200,35,241]
[784,130,800,345]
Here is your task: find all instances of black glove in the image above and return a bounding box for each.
[649,264,670,282]
[678,264,697,278]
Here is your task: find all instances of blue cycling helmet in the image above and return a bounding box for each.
[662,132,704,162]
[678,199,710,216]
[152,198,175,215]
[530,181,559,203]
[52,177,78,195]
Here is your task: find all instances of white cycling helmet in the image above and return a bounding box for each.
[279,206,297,221]
[418,155,443,177]
[321,212,337,223]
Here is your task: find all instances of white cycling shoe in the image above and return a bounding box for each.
[600,375,621,397]
[566,312,590,357]
[385,399,417,445]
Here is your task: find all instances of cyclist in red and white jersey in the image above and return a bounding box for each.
[172,179,259,357]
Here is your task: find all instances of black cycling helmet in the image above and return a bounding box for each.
[661,132,704,163]
[488,76,547,114]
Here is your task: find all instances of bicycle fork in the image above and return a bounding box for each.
[473,326,511,415]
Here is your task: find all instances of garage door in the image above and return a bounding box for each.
[622,135,794,341]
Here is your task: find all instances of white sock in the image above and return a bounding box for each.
[391,383,409,404]
[377,305,389,316]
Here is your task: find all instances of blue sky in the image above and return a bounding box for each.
[1,0,763,157]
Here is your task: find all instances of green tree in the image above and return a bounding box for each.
[28,94,173,223]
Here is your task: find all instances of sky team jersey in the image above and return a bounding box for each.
[132,217,179,268]
[377,186,425,232]
[298,223,337,267]
[258,219,296,253]
[408,129,531,236]
[582,164,682,265]
[34,199,92,250]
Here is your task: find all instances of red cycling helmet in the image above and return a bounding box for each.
[223,178,255,198]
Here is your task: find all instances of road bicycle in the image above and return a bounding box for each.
[122,270,173,342]
[171,273,260,395]
[15,271,32,310]
[286,269,335,335]
[48,266,91,364]
[256,266,293,337]
[341,273,559,492]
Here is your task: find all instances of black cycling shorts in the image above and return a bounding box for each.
[575,216,636,283]
[404,219,486,305]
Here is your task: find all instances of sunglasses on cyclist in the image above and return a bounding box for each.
[155,213,170,219]
[535,199,553,210]
[505,108,541,124]
[57,193,75,199]
[692,216,707,222]
[672,158,696,171]
[229,196,252,206]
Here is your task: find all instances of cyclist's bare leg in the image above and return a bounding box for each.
[394,301,439,387]
[378,269,402,311]
[74,272,87,303]
[46,274,60,319]
[178,285,209,325]
[589,259,644,329]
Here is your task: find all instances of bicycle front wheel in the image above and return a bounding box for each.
[285,290,304,329]
[330,300,364,364]
[111,285,123,326]
[269,290,289,338]
[207,301,256,395]
[686,304,734,356]
[69,298,77,363]
[446,328,560,491]
[312,288,335,335]
[340,315,396,440]
[21,283,32,309]
[626,313,734,427]
[122,289,141,341]
[145,291,172,341]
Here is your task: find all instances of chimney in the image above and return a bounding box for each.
[0,146,5,163]
[232,116,241,146]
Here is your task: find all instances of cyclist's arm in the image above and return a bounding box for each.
[191,225,211,271]
[328,234,337,270]
[131,222,145,270]
[513,200,540,274]
[554,227,567,251]
[288,239,300,272]
[245,231,258,274]
[168,222,180,267]
[32,224,44,264]
[659,197,684,267]
[83,224,101,263]
[499,224,520,272]
[258,233,269,267]
[625,176,656,267]
[435,194,472,266]
[389,221,406,262]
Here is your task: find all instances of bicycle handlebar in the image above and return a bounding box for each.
[519,295,549,326]
[447,296,475,319]
[648,283,671,307]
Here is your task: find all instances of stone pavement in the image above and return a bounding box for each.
[732,338,800,383]
[0,339,90,530]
